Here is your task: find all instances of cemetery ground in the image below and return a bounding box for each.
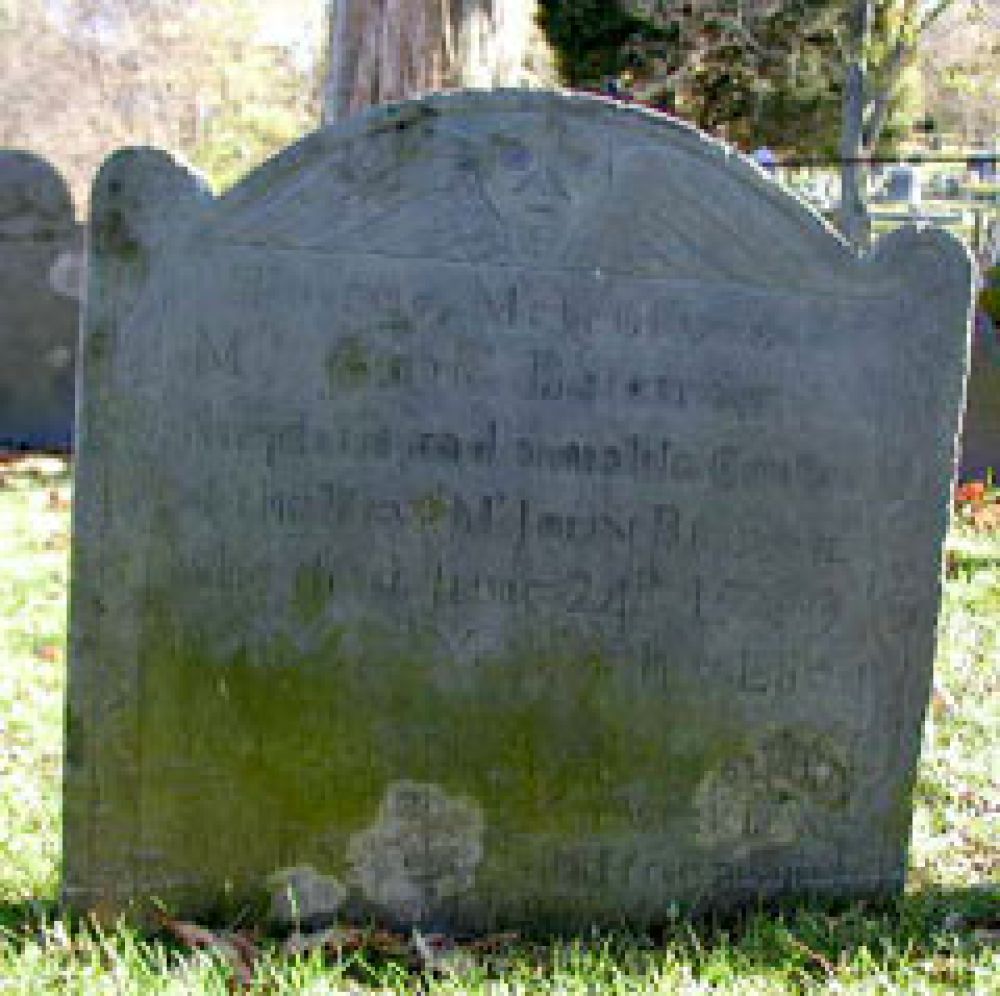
[0,457,996,993]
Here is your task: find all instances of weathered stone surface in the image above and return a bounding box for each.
[0,151,81,450]
[65,92,974,929]
[959,315,1000,482]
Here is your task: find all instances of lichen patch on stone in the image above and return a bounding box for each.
[346,781,484,925]
[267,865,347,928]
[47,249,84,300]
[694,728,851,852]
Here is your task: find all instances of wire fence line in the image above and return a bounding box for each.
[750,151,1000,262]
[769,155,999,168]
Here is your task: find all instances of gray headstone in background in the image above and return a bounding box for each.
[65,92,973,929]
[0,151,81,450]
[880,166,922,206]
[959,318,1000,482]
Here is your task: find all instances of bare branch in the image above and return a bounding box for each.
[862,0,955,148]
[920,0,958,32]
[840,0,871,249]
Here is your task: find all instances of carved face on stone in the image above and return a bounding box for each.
[475,124,606,258]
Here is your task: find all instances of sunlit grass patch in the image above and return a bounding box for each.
[0,457,71,902]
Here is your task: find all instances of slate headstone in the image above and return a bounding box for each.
[0,151,81,450]
[968,153,998,184]
[882,166,922,206]
[65,92,974,928]
[960,311,1000,481]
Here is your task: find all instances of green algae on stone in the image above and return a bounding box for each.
[325,337,370,390]
[293,564,334,625]
[128,599,767,923]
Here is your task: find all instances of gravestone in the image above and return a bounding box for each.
[881,166,922,206]
[0,151,82,450]
[959,313,1000,481]
[65,92,973,928]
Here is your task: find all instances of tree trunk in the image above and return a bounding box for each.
[839,0,872,251]
[323,0,544,124]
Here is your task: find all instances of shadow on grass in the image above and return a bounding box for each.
[0,885,995,976]
[647,884,1000,970]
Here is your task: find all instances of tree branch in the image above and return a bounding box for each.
[840,0,871,249]
[861,33,908,148]
[920,0,957,33]
[861,0,960,149]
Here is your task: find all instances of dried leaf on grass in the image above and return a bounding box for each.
[281,924,519,975]
[955,482,987,506]
[281,925,366,958]
[969,503,1000,532]
[787,936,837,979]
[412,929,477,976]
[366,929,414,959]
[280,924,413,964]
[43,530,70,550]
[156,912,259,989]
[932,684,956,717]
[466,931,520,953]
[46,488,71,511]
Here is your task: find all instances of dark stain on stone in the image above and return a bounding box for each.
[94,207,143,265]
[325,337,370,389]
[65,706,84,767]
[87,325,112,364]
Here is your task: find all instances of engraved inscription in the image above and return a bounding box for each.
[68,95,971,928]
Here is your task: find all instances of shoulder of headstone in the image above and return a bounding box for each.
[0,149,75,237]
[89,148,213,259]
[866,224,975,308]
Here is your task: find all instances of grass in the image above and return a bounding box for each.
[0,457,997,993]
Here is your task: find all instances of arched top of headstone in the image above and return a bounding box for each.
[0,150,75,239]
[163,89,964,298]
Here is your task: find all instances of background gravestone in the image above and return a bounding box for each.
[0,151,82,451]
[878,165,922,206]
[959,317,1000,481]
[65,92,973,929]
